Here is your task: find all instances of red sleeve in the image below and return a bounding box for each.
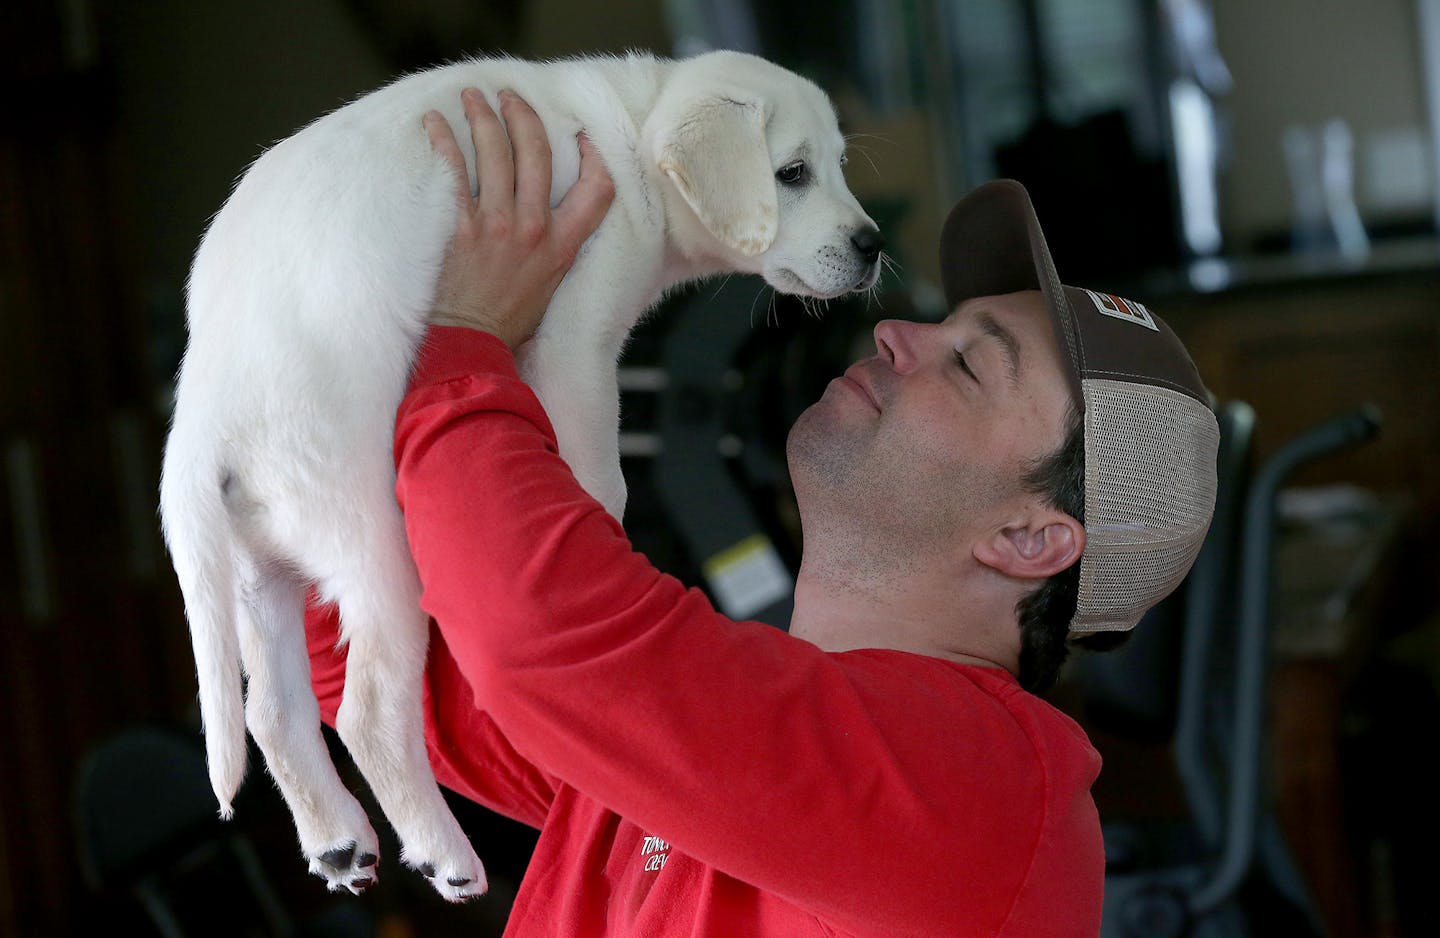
[305,591,559,831]
[395,326,1082,933]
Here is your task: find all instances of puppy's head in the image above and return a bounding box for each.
[648,51,882,298]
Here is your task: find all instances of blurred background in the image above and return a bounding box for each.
[4,0,1440,935]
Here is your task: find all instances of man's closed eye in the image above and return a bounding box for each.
[953,349,978,381]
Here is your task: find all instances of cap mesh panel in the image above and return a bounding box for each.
[1073,379,1219,633]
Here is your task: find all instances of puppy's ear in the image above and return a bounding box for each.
[654,96,777,256]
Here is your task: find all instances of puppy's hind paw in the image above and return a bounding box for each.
[308,839,382,896]
[405,852,488,902]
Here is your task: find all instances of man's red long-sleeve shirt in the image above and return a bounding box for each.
[306,326,1104,937]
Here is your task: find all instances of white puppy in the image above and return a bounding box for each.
[159,50,881,901]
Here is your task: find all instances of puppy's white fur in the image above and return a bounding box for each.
[160,50,878,900]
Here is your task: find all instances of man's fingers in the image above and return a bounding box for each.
[463,88,514,218]
[500,91,553,232]
[423,111,470,212]
[554,132,615,252]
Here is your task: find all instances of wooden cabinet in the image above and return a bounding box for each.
[1163,268,1440,521]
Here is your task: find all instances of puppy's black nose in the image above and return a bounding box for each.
[851,227,884,264]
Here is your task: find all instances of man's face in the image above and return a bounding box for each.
[787,290,1075,557]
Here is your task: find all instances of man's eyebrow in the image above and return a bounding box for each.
[976,311,1022,388]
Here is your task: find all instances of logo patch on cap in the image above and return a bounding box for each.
[1085,289,1158,331]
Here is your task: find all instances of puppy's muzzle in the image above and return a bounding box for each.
[850,226,885,265]
[851,226,885,291]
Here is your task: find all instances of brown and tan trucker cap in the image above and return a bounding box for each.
[940,179,1220,634]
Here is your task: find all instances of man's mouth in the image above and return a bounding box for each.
[838,367,880,411]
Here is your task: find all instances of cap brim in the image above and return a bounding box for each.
[939,180,1084,406]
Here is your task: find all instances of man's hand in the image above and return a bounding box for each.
[423,88,615,349]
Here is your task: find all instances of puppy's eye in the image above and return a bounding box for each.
[776,161,808,186]
[839,153,849,167]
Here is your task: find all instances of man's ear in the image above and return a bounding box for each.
[653,95,777,256]
[973,512,1086,581]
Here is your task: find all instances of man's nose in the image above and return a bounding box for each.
[873,319,919,372]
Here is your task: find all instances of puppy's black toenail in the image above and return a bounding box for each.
[320,844,356,869]
[419,862,436,878]
[357,852,378,868]
[351,876,374,889]
[447,876,472,887]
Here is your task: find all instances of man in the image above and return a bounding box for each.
[305,89,1219,936]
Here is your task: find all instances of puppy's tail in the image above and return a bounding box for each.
[159,442,247,819]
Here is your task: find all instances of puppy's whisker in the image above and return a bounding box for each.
[843,132,894,145]
[866,283,885,313]
[841,139,882,178]
[709,272,735,302]
[748,282,768,329]
[879,252,902,280]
